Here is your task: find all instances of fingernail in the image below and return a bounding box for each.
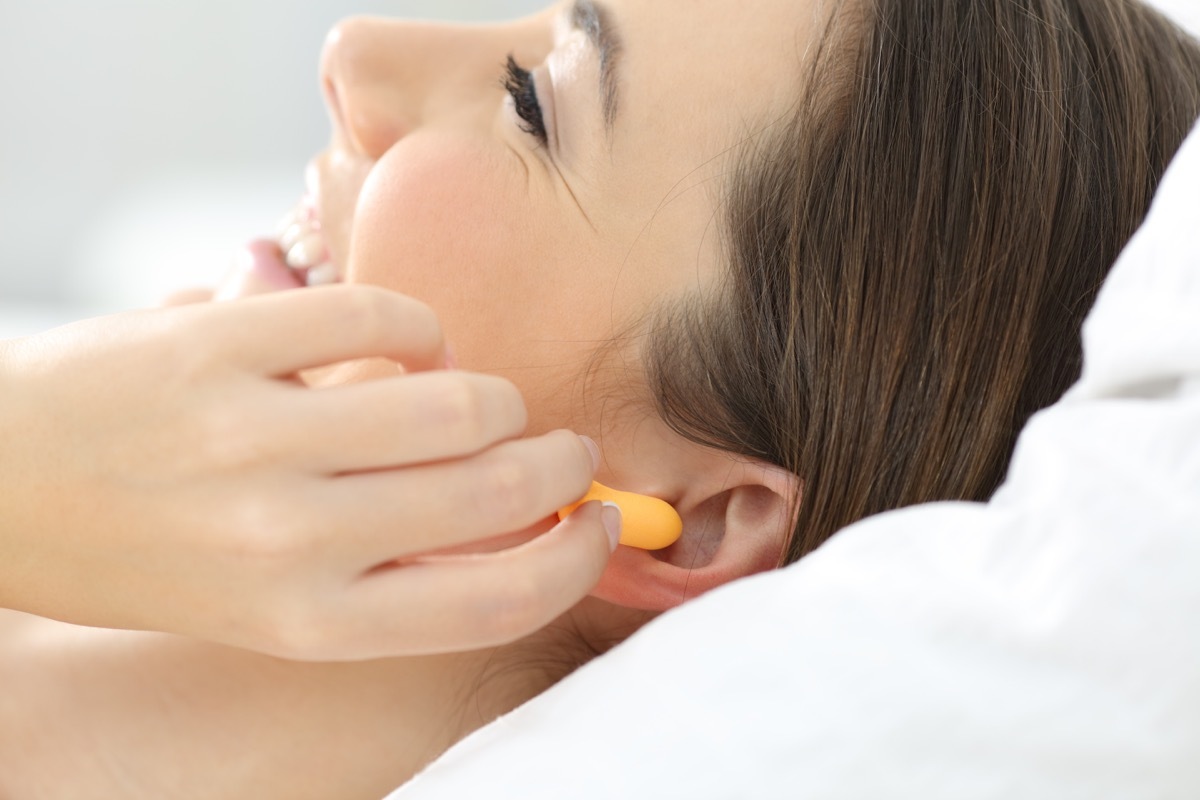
[600,501,622,552]
[579,435,601,471]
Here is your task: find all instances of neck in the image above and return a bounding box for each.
[432,597,657,760]
[0,600,657,798]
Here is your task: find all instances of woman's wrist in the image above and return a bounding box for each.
[0,337,29,613]
[0,334,66,617]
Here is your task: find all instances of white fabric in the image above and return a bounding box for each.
[386,123,1200,800]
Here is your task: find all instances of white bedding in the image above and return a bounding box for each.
[386,121,1200,799]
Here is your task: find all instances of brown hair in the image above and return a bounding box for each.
[649,0,1200,563]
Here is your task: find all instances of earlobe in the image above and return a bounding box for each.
[591,463,801,611]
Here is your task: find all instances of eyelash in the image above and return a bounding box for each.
[503,55,548,144]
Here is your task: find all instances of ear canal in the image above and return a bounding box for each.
[657,492,729,570]
[590,467,801,611]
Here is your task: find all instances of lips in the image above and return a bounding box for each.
[220,157,346,301]
[217,198,339,302]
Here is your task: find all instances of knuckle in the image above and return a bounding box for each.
[333,286,442,354]
[480,576,546,643]
[431,376,489,446]
[162,332,219,387]
[223,495,311,564]
[259,602,335,661]
[193,405,270,468]
[337,286,394,345]
[475,457,539,523]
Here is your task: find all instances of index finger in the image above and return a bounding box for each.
[324,500,619,660]
[204,284,446,376]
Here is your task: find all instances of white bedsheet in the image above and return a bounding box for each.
[386,120,1200,799]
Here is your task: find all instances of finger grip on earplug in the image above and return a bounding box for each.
[558,481,683,550]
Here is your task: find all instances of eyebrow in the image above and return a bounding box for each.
[570,0,623,134]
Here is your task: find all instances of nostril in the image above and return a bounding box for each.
[317,16,410,159]
[322,75,345,131]
[319,21,350,130]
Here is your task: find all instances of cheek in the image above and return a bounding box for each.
[349,136,532,356]
[350,135,518,297]
[344,135,597,430]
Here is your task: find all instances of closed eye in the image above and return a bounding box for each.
[503,55,548,144]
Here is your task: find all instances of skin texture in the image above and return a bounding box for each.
[313,0,804,432]
[0,1,813,796]
[313,0,806,610]
[0,287,614,661]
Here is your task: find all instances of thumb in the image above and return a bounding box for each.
[510,499,620,614]
[215,240,305,301]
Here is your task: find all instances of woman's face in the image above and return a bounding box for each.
[304,0,812,450]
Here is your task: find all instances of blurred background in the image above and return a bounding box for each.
[2,0,1199,338]
[0,0,543,337]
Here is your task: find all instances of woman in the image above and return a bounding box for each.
[2,0,1199,797]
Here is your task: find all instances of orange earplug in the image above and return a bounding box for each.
[558,481,683,550]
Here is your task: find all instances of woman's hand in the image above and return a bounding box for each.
[0,285,619,660]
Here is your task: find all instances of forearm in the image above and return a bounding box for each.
[0,614,185,799]
[0,339,40,616]
[0,614,456,799]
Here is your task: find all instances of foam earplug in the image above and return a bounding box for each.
[558,481,683,550]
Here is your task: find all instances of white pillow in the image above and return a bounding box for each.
[386,122,1200,800]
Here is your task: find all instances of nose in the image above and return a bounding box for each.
[320,17,415,159]
[320,16,545,161]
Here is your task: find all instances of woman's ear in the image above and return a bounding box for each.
[590,460,801,611]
